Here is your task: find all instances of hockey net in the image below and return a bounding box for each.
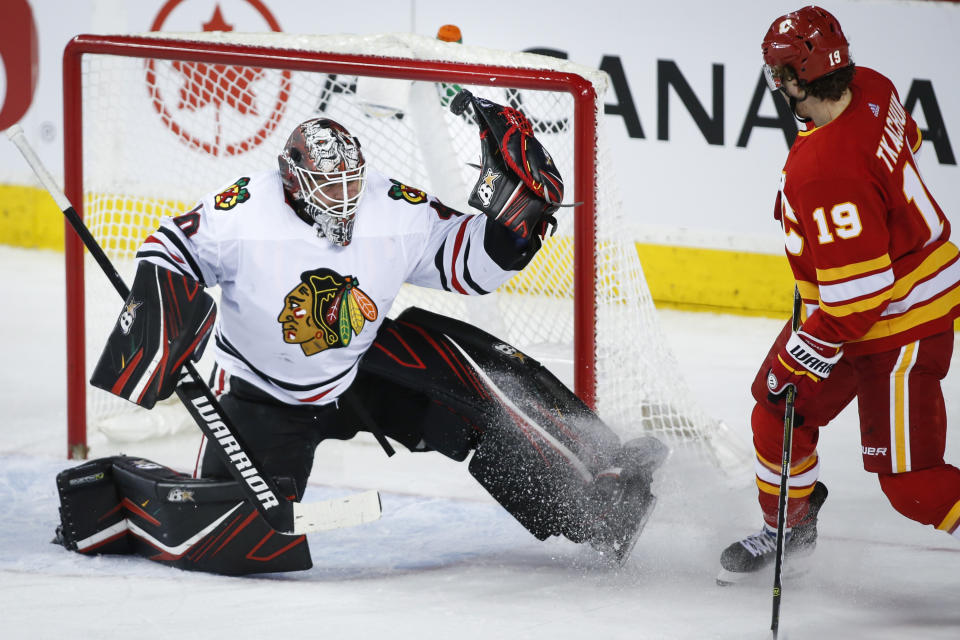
[63,32,748,471]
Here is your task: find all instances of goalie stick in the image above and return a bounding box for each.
[5,124,382,536]
[770,286,803,638]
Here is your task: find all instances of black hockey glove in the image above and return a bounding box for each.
[451,89,564,242]
[91,262,217,409]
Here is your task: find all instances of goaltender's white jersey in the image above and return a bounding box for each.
[136,168,520,405]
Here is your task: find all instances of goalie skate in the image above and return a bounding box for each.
[589,436,669,566]
[716,481,828,586]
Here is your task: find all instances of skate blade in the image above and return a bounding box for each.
[715,556,812,587]
[716,568,749,586]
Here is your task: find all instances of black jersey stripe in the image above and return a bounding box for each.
[433,241,451,291]
[215,331,358,393]
[461,237,489,295]
[134,250,192,279]
[156,226,207,286]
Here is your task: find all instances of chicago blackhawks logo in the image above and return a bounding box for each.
[387,179,428,204]
[214,177,251,210]
[277,268,379,356]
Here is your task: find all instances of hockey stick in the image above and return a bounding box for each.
[340,392,396,457]
[5,124,381,536]
[770,286,803,638]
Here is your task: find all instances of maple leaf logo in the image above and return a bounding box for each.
[171,6,263,115]
[172,61,264,115]
[145,3,291,157]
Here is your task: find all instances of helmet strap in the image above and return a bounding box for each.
[779,88,812,124]
[283,189,313,226]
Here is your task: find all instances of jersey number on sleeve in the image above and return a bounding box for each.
[173,205,202,238]
[811,202,862,244]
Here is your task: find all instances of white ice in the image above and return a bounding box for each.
[1,246,957,640]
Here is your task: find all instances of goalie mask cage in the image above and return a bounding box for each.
[63,32,748,471]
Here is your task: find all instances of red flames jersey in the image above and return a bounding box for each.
[777,66,960,355]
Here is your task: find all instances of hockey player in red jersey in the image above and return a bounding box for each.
[54,95,666,574]
[718,5,960,583]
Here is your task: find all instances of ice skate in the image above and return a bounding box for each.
[589,436,669,566]
[716,481,828,585]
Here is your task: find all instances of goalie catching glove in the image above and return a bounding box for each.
[91,262,217,409]
[451,89,564,241]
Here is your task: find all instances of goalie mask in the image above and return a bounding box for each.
[279,118,366,246]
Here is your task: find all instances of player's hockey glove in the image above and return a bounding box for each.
[765,329,843,421]
[451,89,564,242]
[91,262,217,409]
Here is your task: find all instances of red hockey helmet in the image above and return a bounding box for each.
[761,6,851,91]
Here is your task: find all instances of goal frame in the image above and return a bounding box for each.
[62,34,599,459]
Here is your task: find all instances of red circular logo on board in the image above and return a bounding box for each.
[145,0,291,157]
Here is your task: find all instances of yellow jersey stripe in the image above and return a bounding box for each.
[853,284,960,342]
[819,288,892,317]
[891,342,916,473]
[888,242,960,301]
[937,499,960,532]
[816,254,891,282]
[797,280,819,301]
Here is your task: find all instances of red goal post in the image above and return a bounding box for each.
[61,32,746,472]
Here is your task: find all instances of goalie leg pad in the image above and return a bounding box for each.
[91,261,217,409]
[468,420,592,541]
[55,456,131,555]
[55,456,312,575]
[360,307,644,542]
[358,307,625,461]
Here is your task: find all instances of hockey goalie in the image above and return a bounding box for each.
[54,93,667,575]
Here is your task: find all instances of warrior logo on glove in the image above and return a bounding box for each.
[763,328,843,422]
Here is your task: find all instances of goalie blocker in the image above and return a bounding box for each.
[90,261,216,409]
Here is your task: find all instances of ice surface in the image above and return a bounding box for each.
[1,246,957,639]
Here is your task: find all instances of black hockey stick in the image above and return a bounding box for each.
[770,286,803,637]
[6,125,381,536]
[340,392,396,457]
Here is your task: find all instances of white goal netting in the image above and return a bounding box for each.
[67,32,748,471]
